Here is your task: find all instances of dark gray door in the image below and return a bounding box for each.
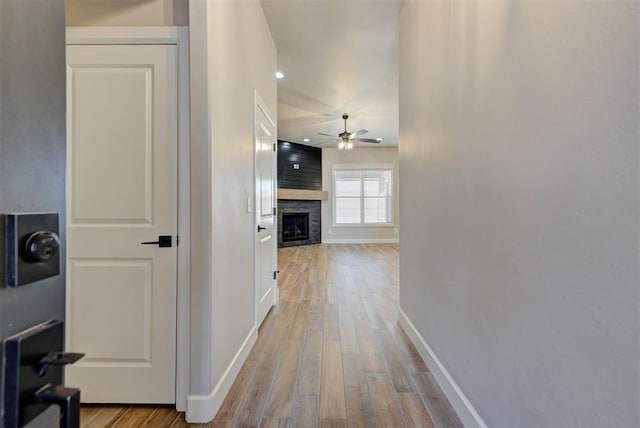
[0,0,67,424]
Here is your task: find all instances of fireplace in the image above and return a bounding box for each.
[277,140,324,247]
[282,213,309,242]
[277,200,321,247]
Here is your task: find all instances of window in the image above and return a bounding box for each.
[333,165,393,226]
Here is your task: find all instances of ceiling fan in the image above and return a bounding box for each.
[318,113,381,150]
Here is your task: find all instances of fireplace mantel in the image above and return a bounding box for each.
[277,188,328,201]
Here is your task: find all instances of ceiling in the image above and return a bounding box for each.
[260,0,403,148]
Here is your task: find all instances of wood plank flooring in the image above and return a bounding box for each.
[80,244,462,427]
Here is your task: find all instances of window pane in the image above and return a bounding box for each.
[335,197,361,223]
[363,171,391,197]
[335,171,361,197]
[334,168,393,225]
[364,197,391,223]
[336,171,361,180]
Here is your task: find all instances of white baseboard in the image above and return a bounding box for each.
[186,325,258,423]
[398,309,487,428]
[322,238,399,244]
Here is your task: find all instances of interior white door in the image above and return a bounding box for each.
[65,44,177,403]
[255,98,277,326]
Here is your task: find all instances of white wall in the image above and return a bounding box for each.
[399,1,639,427]
[187,0,277,422]
[322,147,399,243]
[66,0,188,26]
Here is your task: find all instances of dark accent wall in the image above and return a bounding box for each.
[277,141,322,190]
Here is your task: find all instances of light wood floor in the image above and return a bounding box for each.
[80,244,462,427]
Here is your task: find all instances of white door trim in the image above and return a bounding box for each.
[66,26,190,412]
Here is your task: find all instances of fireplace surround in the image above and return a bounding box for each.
[277,200,321,247]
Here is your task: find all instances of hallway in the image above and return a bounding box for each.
[213,244,461,427]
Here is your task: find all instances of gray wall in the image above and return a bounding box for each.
[187,0,277,419]
[0,0,67,417]
[399,1,639,426]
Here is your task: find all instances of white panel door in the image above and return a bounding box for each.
[66,44,177,403]
[255,98,277,326]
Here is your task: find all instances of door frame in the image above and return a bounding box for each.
[66,26,191,411]
[254,90,278,326]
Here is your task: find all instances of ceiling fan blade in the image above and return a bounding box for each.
[353,138,381,144]
[352,129,368,137]
[318,132,336,137]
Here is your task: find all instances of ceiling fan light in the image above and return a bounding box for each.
[338,141,345,150]
[346,142,354,150]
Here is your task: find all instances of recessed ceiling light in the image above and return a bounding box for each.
[376,138,383,141]
[303,138,310,142]
[275,71,285,79]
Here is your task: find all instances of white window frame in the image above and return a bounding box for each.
[332,163,394,228]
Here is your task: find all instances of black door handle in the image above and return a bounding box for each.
[141,235,172,247]
[38,352,85,377]
[257,225,266,232]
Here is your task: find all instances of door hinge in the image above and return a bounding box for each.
[273,207,277,216]
[273,143,276,152]
[273,270,280,280]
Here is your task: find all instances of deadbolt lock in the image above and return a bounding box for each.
[22,231,60,263]
[4,213,60,287]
